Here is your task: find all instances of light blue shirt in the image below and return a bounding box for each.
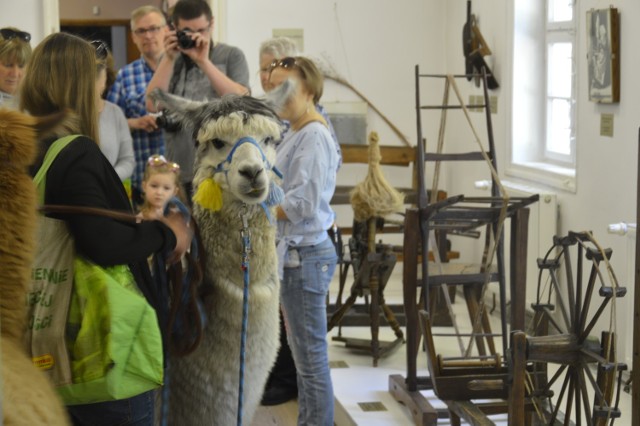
[276,121,339,250]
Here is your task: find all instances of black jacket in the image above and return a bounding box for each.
[30,135,176,315]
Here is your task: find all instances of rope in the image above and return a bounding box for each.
[237,205,251,426]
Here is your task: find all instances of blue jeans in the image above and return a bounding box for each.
[67,391,155,426]
[281,237,337,426]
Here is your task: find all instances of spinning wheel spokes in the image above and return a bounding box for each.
[527,232,627,425]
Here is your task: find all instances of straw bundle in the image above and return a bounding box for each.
[350,132,405,222]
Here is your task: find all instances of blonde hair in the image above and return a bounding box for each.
[290,56,324,104]
[0,27,32,67]
[131,6,166,29]
[20,33,98,143]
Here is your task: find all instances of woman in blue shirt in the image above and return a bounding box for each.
[269,56,339,426]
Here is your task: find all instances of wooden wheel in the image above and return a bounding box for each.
[526,231,627,425]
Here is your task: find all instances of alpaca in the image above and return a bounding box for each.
[149,87,291,425]
[0,108,70,425]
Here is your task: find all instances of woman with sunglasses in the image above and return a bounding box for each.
[21,32,191,426]
[269,56,340,426]
[0,27,32,108]
[94,40,135,184]
[258,37,343,409]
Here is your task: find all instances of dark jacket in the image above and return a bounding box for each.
[30,135,176,314]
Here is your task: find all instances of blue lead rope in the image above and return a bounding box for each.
[237,206,251,426]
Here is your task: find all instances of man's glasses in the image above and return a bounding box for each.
[133,25,164,36]
[91,40,109,59]
[0,28,31,43]
[148,155,180,173]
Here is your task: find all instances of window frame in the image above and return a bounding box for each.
[506,0,577,192]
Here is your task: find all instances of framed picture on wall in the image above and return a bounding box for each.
[587,7,620,103]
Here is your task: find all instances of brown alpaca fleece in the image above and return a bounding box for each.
[3,339,70,425]
[0,109,39,342]
[0,108,70,425]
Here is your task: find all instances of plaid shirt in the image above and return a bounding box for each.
[107,57,164,192]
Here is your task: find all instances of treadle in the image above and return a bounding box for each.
[331,335,403,359]
[423,262,499,286]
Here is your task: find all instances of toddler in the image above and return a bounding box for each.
[138,154,182,221]
[138,154,204,360]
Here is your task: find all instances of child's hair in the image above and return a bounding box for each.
[143,154,181,184]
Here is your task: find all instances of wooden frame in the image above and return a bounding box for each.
[587,7,620,103]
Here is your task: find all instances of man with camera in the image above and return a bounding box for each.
[146,0,250,199]
[108,5,168,206]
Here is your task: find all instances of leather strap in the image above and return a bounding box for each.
[39,205,138,223]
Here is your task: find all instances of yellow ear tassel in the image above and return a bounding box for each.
[193,178,223,211]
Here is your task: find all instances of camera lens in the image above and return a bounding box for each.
[155,111,181,132]
[176,30,196,49]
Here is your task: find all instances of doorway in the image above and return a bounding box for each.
[60,19,138,71]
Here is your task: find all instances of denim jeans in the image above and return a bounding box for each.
[67,390,155,426]
[280,237,337,426]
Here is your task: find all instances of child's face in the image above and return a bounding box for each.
[142,172,178,211]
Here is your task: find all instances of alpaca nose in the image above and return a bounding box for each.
[239,166,263,183]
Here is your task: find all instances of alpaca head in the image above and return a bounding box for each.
[148,86,294,209]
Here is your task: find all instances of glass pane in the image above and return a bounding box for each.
[549,0,573,22]
[547,98,571,155]
[548,42,572,98]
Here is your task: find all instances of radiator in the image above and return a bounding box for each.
[472,180,558,318]
[499,181,559,316]
[607,223,636,368]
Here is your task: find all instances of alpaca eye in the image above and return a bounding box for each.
[210,138,225,149]
[264,137,273,146]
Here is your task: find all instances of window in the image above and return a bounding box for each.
[509,0,576,191]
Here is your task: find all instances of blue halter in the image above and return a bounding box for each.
[211,136,283,222]
[213,137,282,179]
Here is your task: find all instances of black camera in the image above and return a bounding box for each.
[155,110,181,132]
[176,30,196,49]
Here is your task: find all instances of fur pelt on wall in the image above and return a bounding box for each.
[0,108,70,425]
[149,89,289,425]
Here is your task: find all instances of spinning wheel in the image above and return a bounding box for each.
[524,231,627,425]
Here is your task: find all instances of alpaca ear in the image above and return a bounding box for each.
[263,79,296,114]
[148,88,209,133]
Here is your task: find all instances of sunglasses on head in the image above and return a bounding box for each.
[148,155,180,173]
[269,57,297,71]
[0,28,31,43]
[91,40,109,60]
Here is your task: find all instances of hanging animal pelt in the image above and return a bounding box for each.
[0,108,70,426]
[350,131,405,222]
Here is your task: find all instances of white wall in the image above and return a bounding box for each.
[1,0,48,45]
[442,0,639,283]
